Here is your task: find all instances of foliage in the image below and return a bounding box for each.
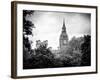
[23,10,34,51]
[69,36,84,51]
[60,46,82,66]
[23,10,35,67]
[23,40,55,69]
[81,35,91,66]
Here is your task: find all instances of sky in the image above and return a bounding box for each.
[25,10,91,50]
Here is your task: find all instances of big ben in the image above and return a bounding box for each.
[59,19,68,50]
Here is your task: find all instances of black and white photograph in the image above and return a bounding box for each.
[11,1,97,78]
[23,10,91,69]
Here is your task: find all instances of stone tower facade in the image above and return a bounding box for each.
[59,19,68,50]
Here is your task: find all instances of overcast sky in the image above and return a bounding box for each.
[26,10,91,50]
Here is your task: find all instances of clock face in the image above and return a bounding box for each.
[63,40,67,44]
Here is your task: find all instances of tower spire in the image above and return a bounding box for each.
[62,18,66,32]
[63,18,65,26]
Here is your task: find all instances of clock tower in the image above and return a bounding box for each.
[59,19,68,50]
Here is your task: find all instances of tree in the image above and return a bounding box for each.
[23,40,55,69]
[23,10,35,68]
[34,40,55,68]
[81,35,91,66]
[23,10,34,52]
[69,36,84,51]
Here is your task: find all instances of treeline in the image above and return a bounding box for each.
[23,35,91,69]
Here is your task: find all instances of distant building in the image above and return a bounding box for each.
[59,19,68,51]
[51,19,69,58]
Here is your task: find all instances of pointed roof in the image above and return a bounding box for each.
[63,18,65,26]
[62,19,66,32]
[60,18,68,41]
